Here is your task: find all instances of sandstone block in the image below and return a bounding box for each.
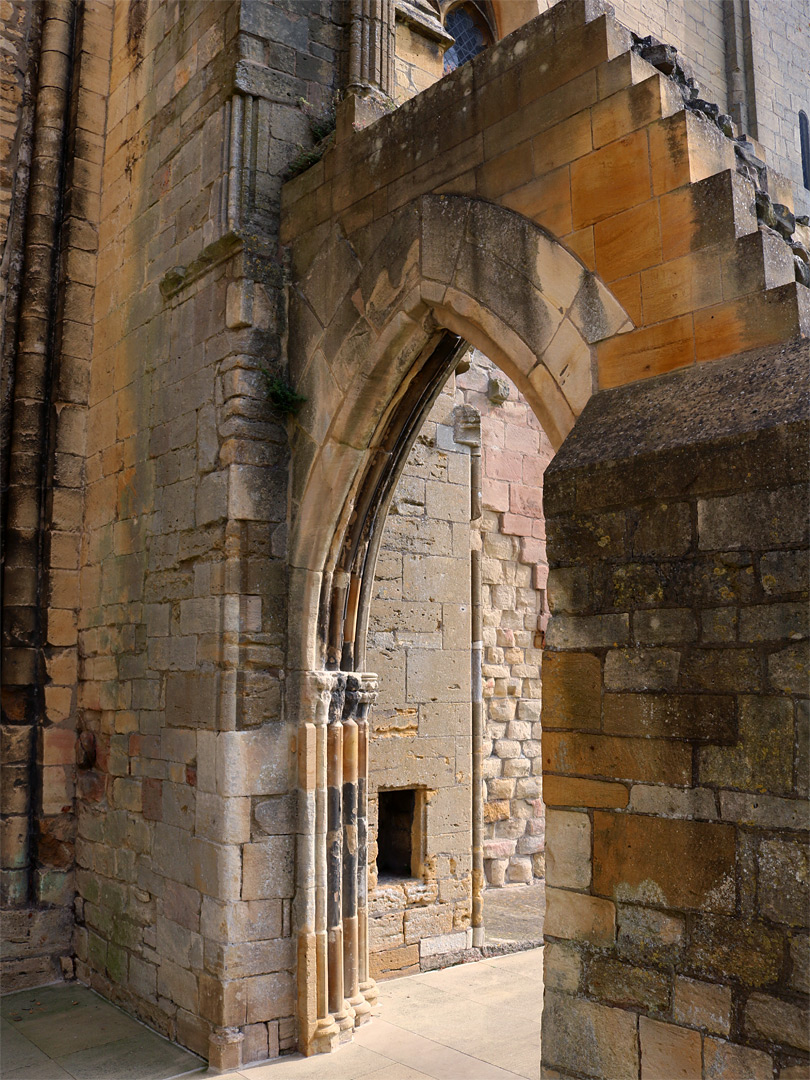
[702,1037,773,1080]
[745,994,809,1052]
[216,727,290,798]
[546,614,629,650]
[593,812,735,913]
[246,970,295,1023]
[639,1016,701,1079]
[544,731,691,785]
[545,887,615,946]
[700,695,793,795]
[543,776,629,809]
[617,905,684,966]
[673,976,731,1035]
[587,957,669,1012]
[756,838,809,927]
[628,784,716,820]
[370,944,420,979]
[603,693,734,741]
[544,941,582,993]
[242,836,294,901]
[542,651,601,730]
[603,648,680,691]
[199,973,247,1026]
[687,915,783,988]
[542,990,638,1079]
[545,809,591,890]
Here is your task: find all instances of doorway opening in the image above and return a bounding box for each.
[365,348,549,981]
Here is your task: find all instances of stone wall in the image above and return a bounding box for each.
[67,0,344,1068]
[457,354,553,887]
[366,375,474,978]
[747,0,810,217]
[366,349,552,977]
[541,341,809,1079]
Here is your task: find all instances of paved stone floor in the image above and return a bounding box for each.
[1,887,544,1080]
[1,983,204,1080]
[223,948,543,1080]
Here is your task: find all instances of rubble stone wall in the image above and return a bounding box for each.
[541,342,809,1079]
[457,354,553,887]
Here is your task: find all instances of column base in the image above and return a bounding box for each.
[360,977,379,1009]
[307,1016,341,1056]
[349,991,372,1026]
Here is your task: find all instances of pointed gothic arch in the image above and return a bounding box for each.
[285,192,630,1053]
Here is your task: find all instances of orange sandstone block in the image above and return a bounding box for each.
[609,274,641,326]
[501,164,573,237]
[543,776,629,809]
[591,74,681,149]
[649,111,736,196]
[571,129,651,229]
[641,247,723,324]
[694,284,810,364]
[545,886,615,946]
[532,109,592,176]
[565,226,595,270]
[594,198,661,282]
[639,1017,702,1080]
[597,314,694,388]
[543,731,691,784]
[542,651,601,731]
[593,812,736,912]
[476,139,535,200]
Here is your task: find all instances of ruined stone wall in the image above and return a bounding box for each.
[394,0,809,217]
[456,355,553,888]
[366,375,474,978]
[71,0,344,1067]
[541,343,809,1079]
[747,0,810,218]
[609,0,727,113]
[366,349,553,975]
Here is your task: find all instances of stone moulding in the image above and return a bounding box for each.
[293,668,379,1055]
[159,233,243,300]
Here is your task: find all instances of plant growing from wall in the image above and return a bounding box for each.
[286,97,338,179]
[260,366,307,414]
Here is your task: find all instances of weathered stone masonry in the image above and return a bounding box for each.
[0,0,808,1075]
[541,341,809,1079]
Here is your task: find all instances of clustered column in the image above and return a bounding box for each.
[297,670,378,1055]
[347,0,396,98]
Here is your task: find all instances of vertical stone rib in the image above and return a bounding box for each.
[342,677,367,1023]
[227,93,244,232]
[326,675,353,1035]
[346,0,394,97]
[1,0,75,909]
[357,672,378,1010]
[296,672,339,1055]
[455,405,484,946]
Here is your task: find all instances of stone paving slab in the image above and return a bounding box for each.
[1,985,204,1080]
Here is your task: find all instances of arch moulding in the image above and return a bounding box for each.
[284,192,630,1055]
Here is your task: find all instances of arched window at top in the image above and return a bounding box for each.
[443,3,493,73]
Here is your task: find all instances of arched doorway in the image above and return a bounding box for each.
[284,193,630,1053]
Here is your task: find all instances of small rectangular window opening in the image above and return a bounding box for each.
[377,788,418,878]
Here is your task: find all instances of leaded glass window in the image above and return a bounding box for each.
[443,4,491,73]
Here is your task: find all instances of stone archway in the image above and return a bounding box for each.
[286,193,630,1055]
[282,0,808,1067]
